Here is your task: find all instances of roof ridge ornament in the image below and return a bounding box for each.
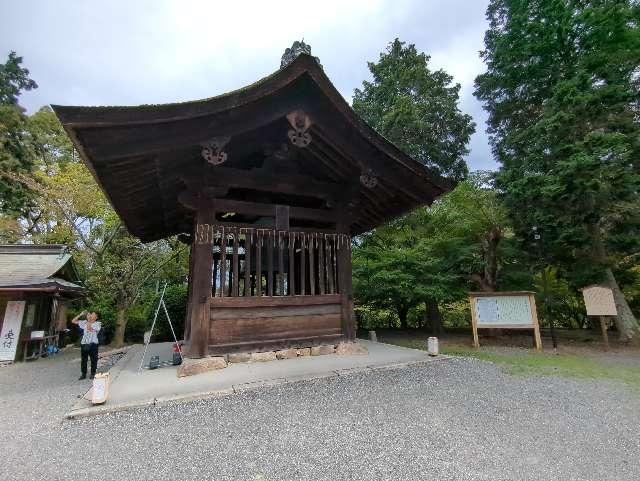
[280,40,322,69]
[201,136,230,165]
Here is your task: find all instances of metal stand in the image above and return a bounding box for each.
[137,283,183,373]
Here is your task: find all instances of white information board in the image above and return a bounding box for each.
[0,301,26,361]
[475,295,533,327]
[469,292,541,350]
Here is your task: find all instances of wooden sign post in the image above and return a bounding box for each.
[581,285,617,351]
[469,292,541,351]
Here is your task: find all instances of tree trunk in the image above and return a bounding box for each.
[604,268,640,343]
[425,299,444,335]
[111,302,128,348]
[398,306,409,330]
[483,228,501,291]
[590,223,639,343]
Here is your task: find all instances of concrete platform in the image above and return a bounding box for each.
[66,340,445,419]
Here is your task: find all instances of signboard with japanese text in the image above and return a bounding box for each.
[0,301,26,361]
[469,292,541,350]
[582,285,617,317]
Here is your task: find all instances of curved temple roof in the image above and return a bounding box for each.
[53,54,452,242]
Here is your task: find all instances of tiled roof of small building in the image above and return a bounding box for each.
[0,245,84,292]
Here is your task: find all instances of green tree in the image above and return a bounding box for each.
[475,0,640,341]
[353,39,476,181]
[0,52,38,218]
[353,219,457,329]
[428,171,512,292]
[8,108,189,346]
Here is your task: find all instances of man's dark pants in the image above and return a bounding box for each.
[80,343,99,376]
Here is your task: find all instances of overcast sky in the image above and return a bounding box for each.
[1,0,496,171]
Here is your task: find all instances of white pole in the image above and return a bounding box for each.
[137,283,167,373]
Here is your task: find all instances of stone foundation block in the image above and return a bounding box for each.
[275,348,298,360]
[177,356,227,377]
[335,342,369,356]
[228,352,252,363]
[296,348,311,357]
[311,345,335,356]
[250,351,277,362]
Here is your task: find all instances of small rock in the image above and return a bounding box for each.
[296,348,311,356]
[275,349,297,360]
[177,356,227,377]
[311,345,335,356]
[335,342,368,356]
[228,352,251,363]
[250,351,277,362]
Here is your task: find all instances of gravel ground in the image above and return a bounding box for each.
[1,349,639,481]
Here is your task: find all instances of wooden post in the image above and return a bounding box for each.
[187,207,215,358]
[599,315,610,351]
[336,222,355,341]
[469,295,480,348]
[529,293,542,351]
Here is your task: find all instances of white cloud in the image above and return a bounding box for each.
[0,0,496,170]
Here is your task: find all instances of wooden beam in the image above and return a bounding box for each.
[179,195,339,223]
[182,168,352,203]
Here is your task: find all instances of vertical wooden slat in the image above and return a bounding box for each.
[255,231,262,296]
[212,259,218,297]
[244,230,251,296]
[278,231,285,295]
[220,227,227,298]
[333,235,339,293]
[300,233,306,295]
[318,234,326,295]
[232,228,239,297]
[267,231,274,296]
[327,235,335,294]
[308,233,315,295]
[288,232,295,295]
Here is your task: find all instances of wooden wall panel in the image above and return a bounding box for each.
[210,314,341,344]
[209,296,343,350]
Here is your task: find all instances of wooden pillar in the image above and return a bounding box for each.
[336,221,355,341]
[186,207,215,358]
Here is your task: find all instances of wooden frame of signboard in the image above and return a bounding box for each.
[469,291,542,351]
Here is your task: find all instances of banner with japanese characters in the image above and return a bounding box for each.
[0,301,25,362]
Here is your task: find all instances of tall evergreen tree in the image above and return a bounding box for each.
[0,52,38,217]
[353,39,475,181]
[475,0,640,341]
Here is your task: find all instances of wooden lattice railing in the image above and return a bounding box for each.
[196,225,351,297]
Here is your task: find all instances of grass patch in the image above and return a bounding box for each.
[386,338,640,391]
